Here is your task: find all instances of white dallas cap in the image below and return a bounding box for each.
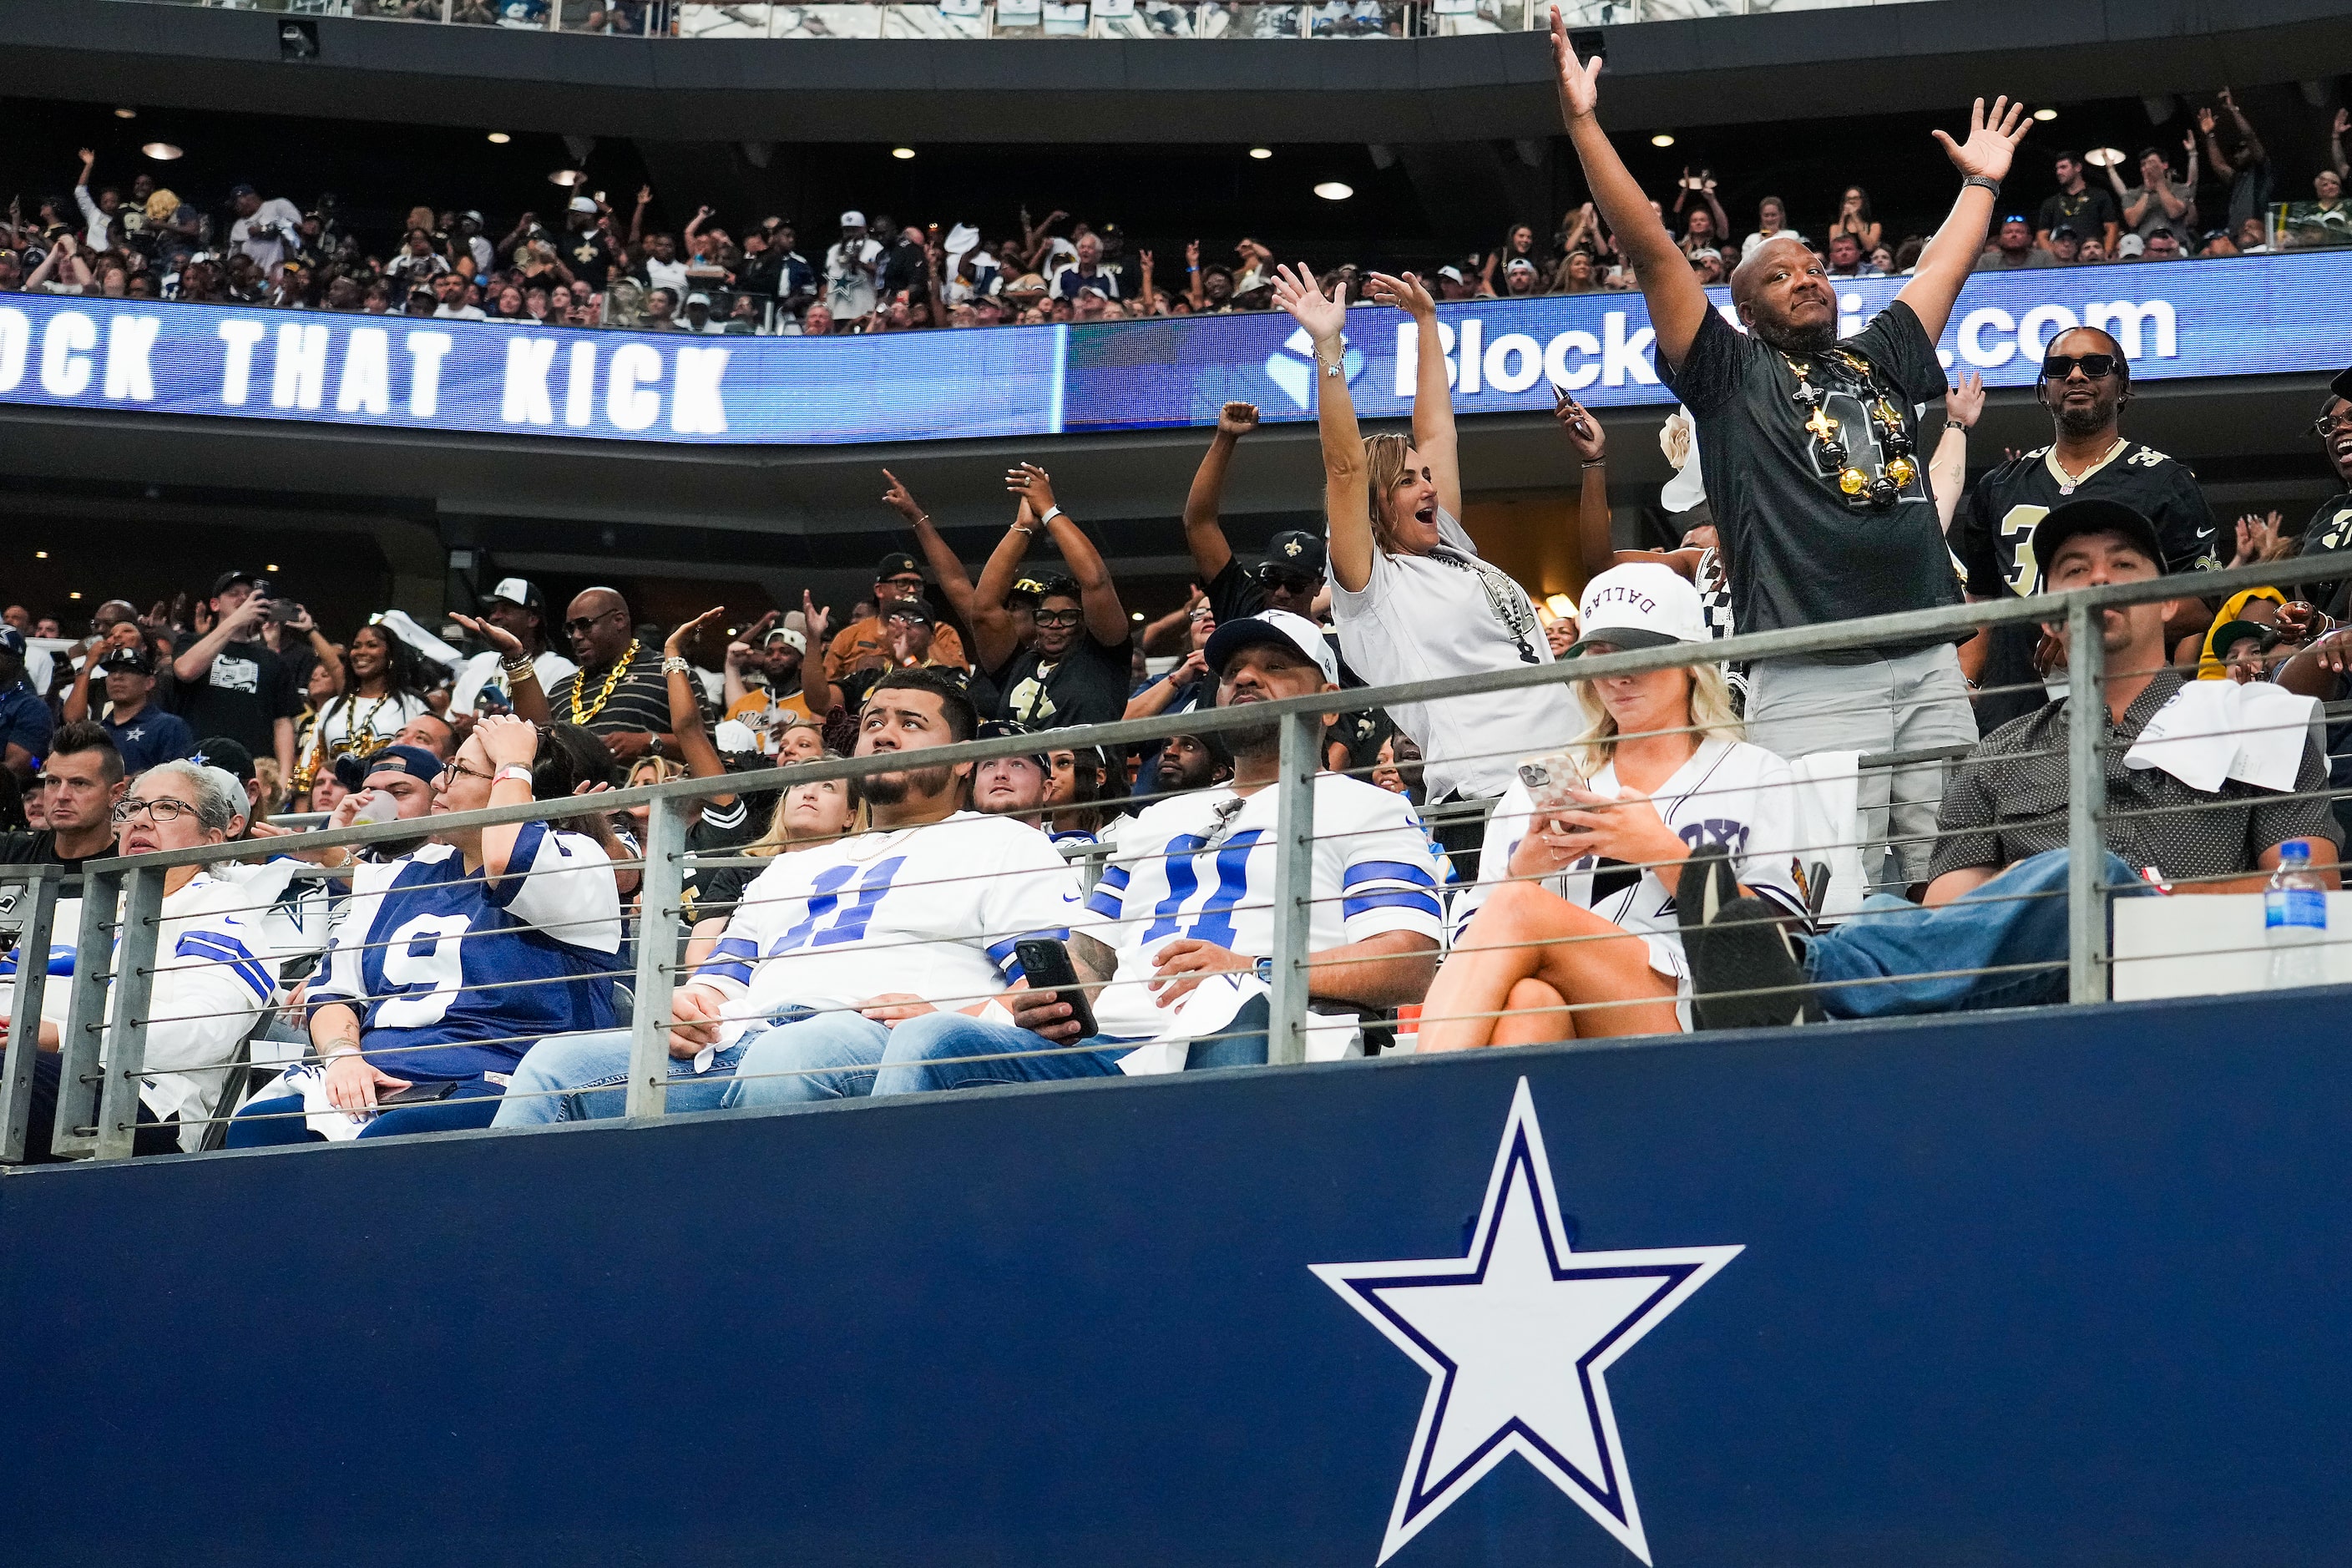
[486,577,539,608]
[1204,608,1339,686]
[1566,561,1707,657]
[840,210,867,228]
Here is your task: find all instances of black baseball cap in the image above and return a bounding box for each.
[1257,530,1327,579]
[2329,365,2352,405]
[875,551,923,582]
[882,598,933,624]
[190,736,255,783]
[209,569,257,598]
[97,643,154,676]
[1008,577,1051,606]
[2029,498,2166,576]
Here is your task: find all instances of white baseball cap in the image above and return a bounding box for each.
[1204,608,1339,685]
[486,577,539,609]
[714,719,762,755]
[840,210,867,228]
[568,195,598,215]
[761,620,807,654]
[1566,562,1707,656]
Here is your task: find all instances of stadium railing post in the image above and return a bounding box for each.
[48,865,127,1160]
[92,867,166,1162]
[2066,594,2109,1005]
[0,864,59,1164]
[1266,708,1319,1066]
[625,794,691,1118]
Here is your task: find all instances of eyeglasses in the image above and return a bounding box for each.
[112,797,197,826]
[2041,352,2120,381]
[563,609,623,636]
[1032,609,1083,629]
[438,758,495,788]
[2313,413,2352,440]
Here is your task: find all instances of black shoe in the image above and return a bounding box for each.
[1677,852,1822,1031]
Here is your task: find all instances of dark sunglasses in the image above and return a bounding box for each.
[1255,568,1319,593]
[2312,412,2352,439]
[2042,352,2120,381]
[563,609,623,636]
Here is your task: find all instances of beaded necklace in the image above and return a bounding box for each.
[569,640,641,726]
[1783,350,1919,510]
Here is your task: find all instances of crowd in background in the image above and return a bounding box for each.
[3,93,2345,337]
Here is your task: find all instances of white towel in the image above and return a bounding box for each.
[2124,680,2317,795]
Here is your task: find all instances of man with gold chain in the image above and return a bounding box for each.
[1549,7,2027,884]
[544,587,710,763]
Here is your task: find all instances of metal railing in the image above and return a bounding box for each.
[109,0,1936,40]
[7,543,2349,1163]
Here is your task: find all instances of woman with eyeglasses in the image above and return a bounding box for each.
[226,715,625,1146]
[3,759,279,1158]
[1273,262,1581,881]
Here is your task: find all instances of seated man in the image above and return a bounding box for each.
[1685,499,2344,1026]
[492,669,1080,1125]
[848,610,1444,1091]
[2,756,281,1157]
[227,716,622,1144]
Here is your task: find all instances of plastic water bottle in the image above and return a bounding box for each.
[2263,842,2329,989]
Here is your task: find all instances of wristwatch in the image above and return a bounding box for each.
[1962,175,2002,199]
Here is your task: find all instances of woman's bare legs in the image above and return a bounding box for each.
[1420,881,1681,1051]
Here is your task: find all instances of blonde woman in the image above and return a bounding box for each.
[1272,262,1581,878]
[1420,564,1809,1050]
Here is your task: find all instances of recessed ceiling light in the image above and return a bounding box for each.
[141,142,183,161]
[1314,181,1354,201]
[1130,611,1146,621]
[2032,107,2058,121]
[892,146,917,160]
[1249,146,1273,160]
[549,169,584,186]
[34,550,48,559]
[487,131,512,144]
[68,591,82,601]
[266,564,281,573]
[1651,132,1676,148]
[114,106,137,120]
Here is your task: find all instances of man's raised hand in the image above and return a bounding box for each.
[1550,5,1603,124]
[1931,96,2031,185]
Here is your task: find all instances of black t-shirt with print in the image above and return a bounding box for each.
[1661,301,1956,643]
[2036,185,2119,241]
[1960,440,2220,733]
[564,230,621,289]
[2294,491,2352,618]
[989,631,1135,731]
[167,634,303,759]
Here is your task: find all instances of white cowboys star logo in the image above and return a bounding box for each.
[1263,326,1365,410]
[1311,1079,1741,1564]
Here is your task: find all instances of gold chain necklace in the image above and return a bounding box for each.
[570,640,640,726]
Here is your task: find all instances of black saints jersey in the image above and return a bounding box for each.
[2292,492,2352,617]
[1960,439,2220,733]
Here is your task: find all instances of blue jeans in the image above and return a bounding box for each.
[225,1075,505,1146]
[723,1008,1141,1109]
[489,1029,751,1128]
[1803,848,2148,1019]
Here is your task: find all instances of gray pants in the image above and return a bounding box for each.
[1745,642,1975,888]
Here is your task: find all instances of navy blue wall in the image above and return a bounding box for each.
[8,989,2352,1566]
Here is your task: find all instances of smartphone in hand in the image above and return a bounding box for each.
[1014,937,1100,1039]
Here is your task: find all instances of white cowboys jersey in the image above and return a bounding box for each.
[698,811,1079,1029]
[1075,774,1447,1058]
[1459,739,1811,1023]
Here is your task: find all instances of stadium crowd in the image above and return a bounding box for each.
[5,16,2352,1158]
[3,92,2347,336]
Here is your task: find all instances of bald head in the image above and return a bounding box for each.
[1727,235,1837,354]
[564,586,634,666]
[1728,234,1813,308]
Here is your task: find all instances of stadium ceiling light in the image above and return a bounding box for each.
[34,550,48,559]
[68,591,82,600]
[141,142,184,161]
[487,131,512,144]
[114,106,137,120]
[266,563,281,573]
[2083,146,2127,168]
[549,169,585,186]
[892,146,917,160]
[1249,146,1273,160]
[1314,181,1354,201]
[2032,107,2058,122]
[1651,132,1676,148]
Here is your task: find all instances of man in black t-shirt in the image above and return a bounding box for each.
[0,722,123,891]
[2035,152,2122,255]
[169,571,301,785]
[1960,326,2221,732]
[971,466,1134,732]
[2288,372,2352,617]
[1553,13,2027,881]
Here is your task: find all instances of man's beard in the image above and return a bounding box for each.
[857,761,957,807]
[1224,714,1282,757]
[1751,316,1836,356]
[1155,755,1213,795]
[2055,397,2116,439]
